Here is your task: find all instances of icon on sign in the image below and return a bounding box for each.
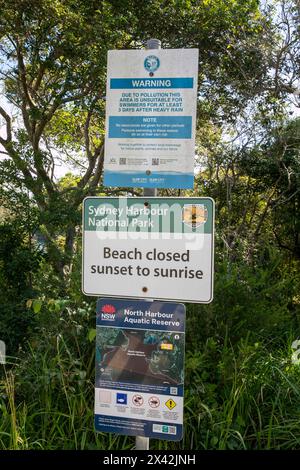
[182,204,208,228]
[132,394,144,406]
[116,393,127,405]
[148,396,160,408]
[99,390,112,404]
[165,398,177,410]
[160,342,173,351]
[170,387,178,395]
[101,304,116,314]
[101,304,116,321]
[144,55,160,73]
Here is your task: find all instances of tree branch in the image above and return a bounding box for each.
[0,140,47,209]
[0,106,12,142]
[34,89,90,147]
[16,39,36,109]
[31,62,47,93]
[253,176,282,241]
[88,144,104,191]
[84,108,93,161]
[14,41,34,138]
[33,96,64,147]
[32,149,56,196]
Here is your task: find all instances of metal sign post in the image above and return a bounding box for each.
[137,38,160,451]
[135,435,149,450]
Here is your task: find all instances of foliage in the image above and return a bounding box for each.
[0,221,42,353]
[1,0,300,451]
[0,297,300,450]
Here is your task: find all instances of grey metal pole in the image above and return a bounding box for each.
[146,38,161,50]
[135,435,150,450]
[134,39,161,452]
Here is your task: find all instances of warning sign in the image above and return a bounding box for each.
[165,399,177,410]
[103,48,199,189]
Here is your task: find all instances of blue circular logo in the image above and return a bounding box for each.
[144,55,160,73]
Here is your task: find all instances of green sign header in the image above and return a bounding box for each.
[83,197,214,235]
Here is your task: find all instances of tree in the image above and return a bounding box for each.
[0,0,267,284]
[193,0,300,264]
[240,117,300,259]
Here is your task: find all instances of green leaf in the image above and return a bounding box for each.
[32,299,43,314]
[88,328,96,342]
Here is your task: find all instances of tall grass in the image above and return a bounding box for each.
[1,325,300,450]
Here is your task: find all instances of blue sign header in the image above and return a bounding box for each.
[96,298,185,332]
[110,77,194,89]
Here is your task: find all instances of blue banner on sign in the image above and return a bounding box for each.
[95,414,183,441]
[110,77,193,89]
[103,170,194,189]
[108,116,192,139]
[94,298,185,441]
[96,298,185,331]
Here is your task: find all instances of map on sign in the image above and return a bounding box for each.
[94,298,185,441]
[96,328,183,387]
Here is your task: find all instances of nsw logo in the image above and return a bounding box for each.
[144,55,160,73]
[101,304,116,321]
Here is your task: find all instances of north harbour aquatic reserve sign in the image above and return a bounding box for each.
[95,298,185,441]
[103,48,199,189]
[82,197,214,303]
